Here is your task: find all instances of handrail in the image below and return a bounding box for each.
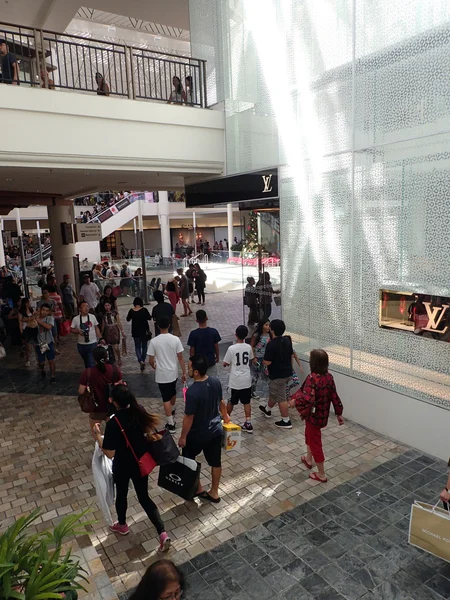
[0,20,208,107]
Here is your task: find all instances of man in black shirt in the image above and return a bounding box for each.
[0,40,19,85]
[151,290,174,336]
[259,319,293,429]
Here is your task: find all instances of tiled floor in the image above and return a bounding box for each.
[0,290,448,599]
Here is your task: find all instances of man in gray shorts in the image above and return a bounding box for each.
[259,319,293,429]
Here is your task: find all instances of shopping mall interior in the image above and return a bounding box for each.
[1,2,450,599]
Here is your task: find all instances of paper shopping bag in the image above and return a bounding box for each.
[92,441,114,526]
[222,423,241,451]
[409,501,450,562]
[158,456,201,500]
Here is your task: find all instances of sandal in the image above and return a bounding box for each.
[309,472,327,483]
[197,490,221,503]
[301,456,313,470]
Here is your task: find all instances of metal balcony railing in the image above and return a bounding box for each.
[0,21,208,107]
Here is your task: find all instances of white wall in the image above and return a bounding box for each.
[0,86,225,197]
[75,241,101,264]
[331,368,450,460]
[120,229,162,253]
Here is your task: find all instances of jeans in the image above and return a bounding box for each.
[77,342,96,368]
[196,286,205,303]
[134,337,148,363]
[113,469,165,533]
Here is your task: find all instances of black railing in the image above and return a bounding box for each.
[0,22,208,108]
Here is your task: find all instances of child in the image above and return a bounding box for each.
[289,349,344,482]
[35,303,56,382]
[223,325,253,433]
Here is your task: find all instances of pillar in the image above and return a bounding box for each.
[158,191,172,259]
[227,203,233,258]
[15,208,29,296]
[47,204,76,288]
[0,218,5,267]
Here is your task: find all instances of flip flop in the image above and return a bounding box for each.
[309,472,327,483]
[301,456,313,470]
[197,490,221,503]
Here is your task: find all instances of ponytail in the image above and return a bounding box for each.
[111,384,159,433]
[93,346,108,374]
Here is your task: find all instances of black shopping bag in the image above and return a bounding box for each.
[148,429,180,466]
[158,457,201,501]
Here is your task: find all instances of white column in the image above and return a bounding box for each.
[158,191,172,258]
[0,218,5,267]
[227,203,233,258]
[47,204,76,287]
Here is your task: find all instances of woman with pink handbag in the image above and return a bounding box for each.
[93,384,171,552]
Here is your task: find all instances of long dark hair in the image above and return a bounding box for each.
[19,297,32,317]
[111,385,159,433]
[173,76,182,94]
[129,560,184,600]
[252,319,271,346]
[93,346,108,374]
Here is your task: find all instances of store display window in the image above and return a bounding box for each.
[379,290,450,340]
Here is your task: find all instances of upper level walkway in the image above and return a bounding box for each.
[0,21,225,205]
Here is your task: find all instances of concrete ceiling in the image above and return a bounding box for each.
[0,0,189,34]
[0,166,195,214]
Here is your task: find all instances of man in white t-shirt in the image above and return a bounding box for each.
[223,325,253,433]
[70,300,102,367]
[79,274,100,310]
[147,315,186,434]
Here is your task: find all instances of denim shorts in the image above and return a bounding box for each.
[35,341,55,363]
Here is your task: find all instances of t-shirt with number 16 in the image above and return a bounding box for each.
[223,342,252,390]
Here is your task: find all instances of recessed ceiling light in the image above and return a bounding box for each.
[84,172,90,175]
[6,178,13,181]
[36,189,42,192]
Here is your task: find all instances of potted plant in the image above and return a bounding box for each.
[0,509,93,600]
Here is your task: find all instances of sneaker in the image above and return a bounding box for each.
[171,409,176,417]
[275,419,292,429]
[109,523,130,535]
[165,423,176,434]
[259,405,272,418]
[140,362,145,372]
[241,422,254,433]
[159,532,171,552]
[50,377,56,384]
[25,361,30,367]
[251,392,260,400]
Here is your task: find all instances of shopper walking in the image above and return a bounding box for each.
[187,310,221,376]
[223,325,254,433]
[95,384,171,551]
[259,319,293,429]
[256,272,277,321]
[101,301,125,366]
[244,276,259,325]
[71,301,102,368]
[18,297,38,367]
[178,355,230,503]
[35,303,56,382]
[78,346,122,430]
[130,560,185,600]
[126,297,152,371]
[290,349,344,483]
[176,268,192,316]
[151,290,174,336]
[193,263,207,305]
[250,320,271,399]
[165,278,180,312]
[79,274,100,312]
[147,316,186,434]
[60,274,77,320]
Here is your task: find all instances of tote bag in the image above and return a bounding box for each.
[158,456,200,500]
[409,500,450,562]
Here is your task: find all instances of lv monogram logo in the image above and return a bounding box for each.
[422,302,449,333]
[262,174,273,193]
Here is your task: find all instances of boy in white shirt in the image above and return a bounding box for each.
[223,325,253,433]
[147,315,186,433]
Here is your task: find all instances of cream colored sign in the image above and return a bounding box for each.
[422,302,449,334]
[262,174,273,193]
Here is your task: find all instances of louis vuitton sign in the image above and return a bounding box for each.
[379,289,450,339]
[185,168,278,208]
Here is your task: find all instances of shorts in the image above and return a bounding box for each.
[35,341,55,363]
[23,328,38,343]
[269,377,291,404]
[229,387,252,406]
[182,434,222,468]
[305,420,325,464]
[158,380,177,402]
[207,363,218,377]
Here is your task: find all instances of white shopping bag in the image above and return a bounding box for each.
[176,455,198,471]
[92,441,114,526]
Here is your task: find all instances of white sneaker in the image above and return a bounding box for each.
[25,361,30,367]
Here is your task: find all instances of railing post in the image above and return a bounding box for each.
[126,46,136,100]
[202,60,208,108]
[32,29,41,87]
